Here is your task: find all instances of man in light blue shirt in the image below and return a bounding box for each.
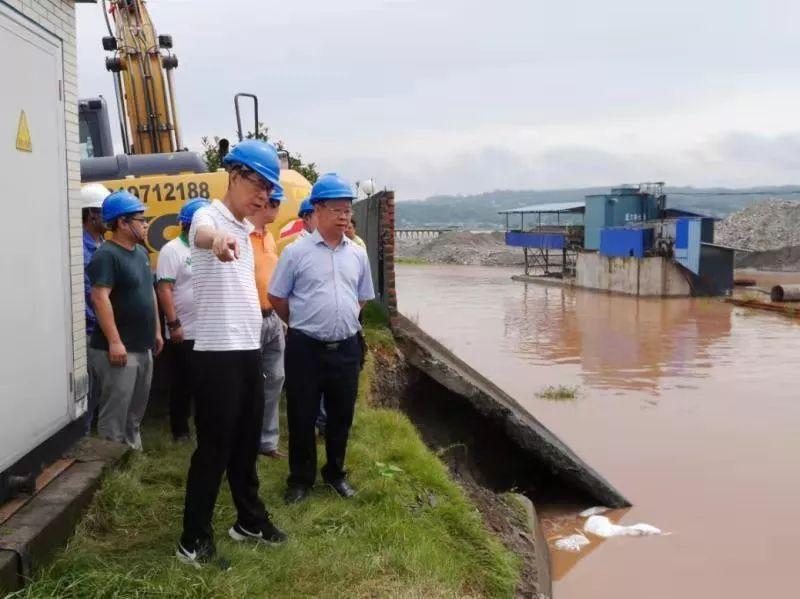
[269,173,375,504]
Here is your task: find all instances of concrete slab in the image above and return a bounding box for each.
[393,314,629,508]
[0,438,129,594]
[557,253,693,297]
[513,493,552,599]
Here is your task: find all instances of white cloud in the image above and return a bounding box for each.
[76,0,800,198]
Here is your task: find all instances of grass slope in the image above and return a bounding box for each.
[14,350,519,598]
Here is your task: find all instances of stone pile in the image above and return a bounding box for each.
[715,199,800,251]
[396,231,525,266]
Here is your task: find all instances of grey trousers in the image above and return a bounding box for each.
[88,347,153,450]
[83,335,100,435]
[260,312,285,452]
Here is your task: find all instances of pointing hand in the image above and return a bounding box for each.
[212,234,239,262]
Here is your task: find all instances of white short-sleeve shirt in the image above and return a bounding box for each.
[189,200,262,352]
[156,236,196,340]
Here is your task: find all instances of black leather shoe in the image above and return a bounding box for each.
[284,485,311,505]
[326,478,357,498]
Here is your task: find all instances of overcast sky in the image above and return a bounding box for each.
[76,0,800,199]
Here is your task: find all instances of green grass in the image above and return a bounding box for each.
[361,301,396,351]
[14,355,519,598]
[395,257,429,265]
[361,300,391,329]
[535,385,580,401]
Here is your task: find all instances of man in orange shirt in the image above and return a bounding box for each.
[249,188,285,459]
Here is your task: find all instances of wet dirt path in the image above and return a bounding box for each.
[397,264,800,599]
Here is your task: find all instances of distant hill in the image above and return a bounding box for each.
[395,186,800,229]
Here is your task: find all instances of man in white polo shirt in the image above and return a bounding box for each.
[177,140,287,570]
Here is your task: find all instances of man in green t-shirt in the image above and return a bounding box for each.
[87,191,163,450]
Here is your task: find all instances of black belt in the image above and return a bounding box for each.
[289,328,356,350]
[262,309,274,318]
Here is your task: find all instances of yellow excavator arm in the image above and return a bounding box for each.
[84,2,312,268]
[103,0,180,155]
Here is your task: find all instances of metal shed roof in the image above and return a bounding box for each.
[499,201,586,215]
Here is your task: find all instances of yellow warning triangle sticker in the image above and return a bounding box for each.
[16,110,32,152]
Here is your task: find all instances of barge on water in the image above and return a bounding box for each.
[501,183,736,297]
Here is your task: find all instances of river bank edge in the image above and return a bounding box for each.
[6,318,546,598]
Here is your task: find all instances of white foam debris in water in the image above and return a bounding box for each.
[579,506,610,517]
[584,515,665,538]
[554,533,591,552]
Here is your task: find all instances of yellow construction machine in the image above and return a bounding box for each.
[79,0,311,265]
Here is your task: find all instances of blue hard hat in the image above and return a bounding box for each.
[222,140,283,194]
[298,197,314,217]
[102,190,145,223]
[309,172,354,203]
[178,198,210,226]
[271,185,284,202]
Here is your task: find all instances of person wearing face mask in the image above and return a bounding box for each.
[87,190,163,450]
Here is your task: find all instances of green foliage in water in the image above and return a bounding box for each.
[536,385,580,401]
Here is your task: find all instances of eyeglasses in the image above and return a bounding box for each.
[127,216,147,224]
[240,169,272,193]
[321,205,353,217]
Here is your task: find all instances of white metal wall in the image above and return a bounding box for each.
[0,0,83,474]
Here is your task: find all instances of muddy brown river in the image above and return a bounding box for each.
[397,264,800,599]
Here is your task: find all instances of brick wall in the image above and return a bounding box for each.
[7,0,85,400]
[353,190,398,319]
[379,191,398,319]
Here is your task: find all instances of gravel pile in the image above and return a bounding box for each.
[715,199,800,251]
[396,200,800,270]
[397,231,524,266]
[736,246,800,271]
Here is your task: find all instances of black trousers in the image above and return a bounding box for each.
[285,329,362,487]
[181,349,268,545]
[168,339,195,438]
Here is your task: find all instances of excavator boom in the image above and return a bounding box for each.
[104,0,179,155]
[81,3,312,268]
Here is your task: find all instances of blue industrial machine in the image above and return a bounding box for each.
[599,228,655,259]
[500,183,735,295]
[594,190,735,296]
[584,184,664,250]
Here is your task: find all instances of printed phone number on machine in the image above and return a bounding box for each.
[117,181,211,203]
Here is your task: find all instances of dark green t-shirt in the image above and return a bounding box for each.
[88,241,156,352]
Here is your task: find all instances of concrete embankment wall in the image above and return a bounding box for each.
[391,314,629,509]
[576,252,691,297]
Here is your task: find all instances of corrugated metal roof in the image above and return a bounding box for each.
[499,201,586,214]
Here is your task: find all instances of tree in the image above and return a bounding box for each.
[200,136,223,172]
[201,124,319,183]
[276,141,319,184]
